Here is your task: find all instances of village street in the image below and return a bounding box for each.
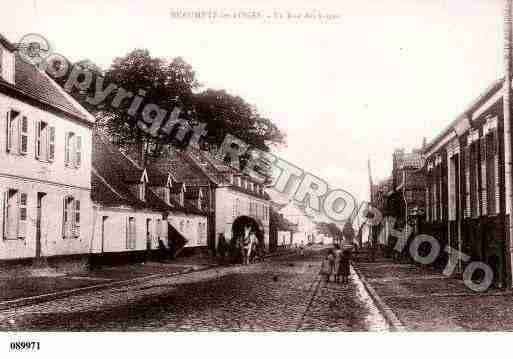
[0,249,388,331]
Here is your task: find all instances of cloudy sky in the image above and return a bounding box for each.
[0,0,506,206]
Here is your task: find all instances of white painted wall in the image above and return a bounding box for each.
[0,77,93,260]
[215,187,270,247]
[92,206,167,253]
[167,212,208,247]
[0,93,92,190]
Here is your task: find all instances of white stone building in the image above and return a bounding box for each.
[0,34,95,263]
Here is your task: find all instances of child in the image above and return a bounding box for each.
[320,249,335,283]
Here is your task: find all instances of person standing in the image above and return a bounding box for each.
[320,249,335,283]
[340,247,352,284]
[333,244,343,283]
[217,233,227,263]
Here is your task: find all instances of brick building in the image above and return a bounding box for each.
[423,79,507,286]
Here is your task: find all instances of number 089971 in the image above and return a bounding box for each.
[10,342,40,351]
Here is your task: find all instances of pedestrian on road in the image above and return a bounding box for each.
[217,233,227,263]
[340,247,351,284]
[333,244,342,283]
[320,249,335,283]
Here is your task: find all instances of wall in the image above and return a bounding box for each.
[0,89,93,260]
[0,93,92,191]
[92,206,166,253]
[167,212,208,247]
[215,187,270,246]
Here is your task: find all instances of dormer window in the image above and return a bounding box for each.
[198,189,203,210]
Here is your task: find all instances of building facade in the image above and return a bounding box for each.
[0,35,95,264]
[423,79,507,286]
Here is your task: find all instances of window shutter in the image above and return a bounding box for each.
[65,132,70,166]
[75,136,82,167]
[480,137,487,216]
[63,197,69,238]
[19,117,28,155]
[48,126,55,162]
[126,217,130,249]
[6,111,11,153]
[18,192,27,238]
[2,191,7,240]
[74,199,80,237]
[35,120,41,159]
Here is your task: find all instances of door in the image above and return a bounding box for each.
[35,192,46,258]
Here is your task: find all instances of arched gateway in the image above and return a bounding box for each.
[230,216,265,261]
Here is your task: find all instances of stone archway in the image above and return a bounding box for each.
[231,216,265,261]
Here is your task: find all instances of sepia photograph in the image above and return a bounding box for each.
[1,0,513,357]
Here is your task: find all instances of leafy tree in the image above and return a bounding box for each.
[49,49,286,163]
[193,89,285,152]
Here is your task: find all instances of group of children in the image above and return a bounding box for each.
[320,244,351,284]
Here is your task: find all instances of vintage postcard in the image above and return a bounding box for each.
[0,0,512,357]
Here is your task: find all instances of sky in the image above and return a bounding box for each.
[0,0,506,208]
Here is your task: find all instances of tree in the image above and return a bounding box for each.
[193,89,285,153]
[316,222,343,242]
[49,49,286,162]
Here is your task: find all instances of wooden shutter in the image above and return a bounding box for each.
[480,137,487,216]
[35,120,41,159]
[18,192,27,238]
[6,111,11,153]
[2,191,7,240]
[126,217,130,249]
[48,126,55,162]
[464,146,471,218]
[74,199,80,237]
[75,135,82,167]
[65,132,70,166]
[19,117,28,155]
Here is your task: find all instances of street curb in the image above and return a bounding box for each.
[0,265,217,312]
[0,249,296,312]
[352,264,406,332]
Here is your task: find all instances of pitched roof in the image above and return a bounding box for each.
[93,135,207,216]
[92,134,165,211]
[151,146,212,186]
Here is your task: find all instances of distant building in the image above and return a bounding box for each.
[152,146,271,253]
[279,202,317,245]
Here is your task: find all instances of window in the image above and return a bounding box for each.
[157,219,162,238]
[139,182,146,201]
[126,217,136,249]
[3,189,28,239]
[63,196,80,238]
[6,110,28,155]
[65,132,82,168]
[35,121,56,161]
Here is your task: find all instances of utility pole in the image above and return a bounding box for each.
[504,0,513,288]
